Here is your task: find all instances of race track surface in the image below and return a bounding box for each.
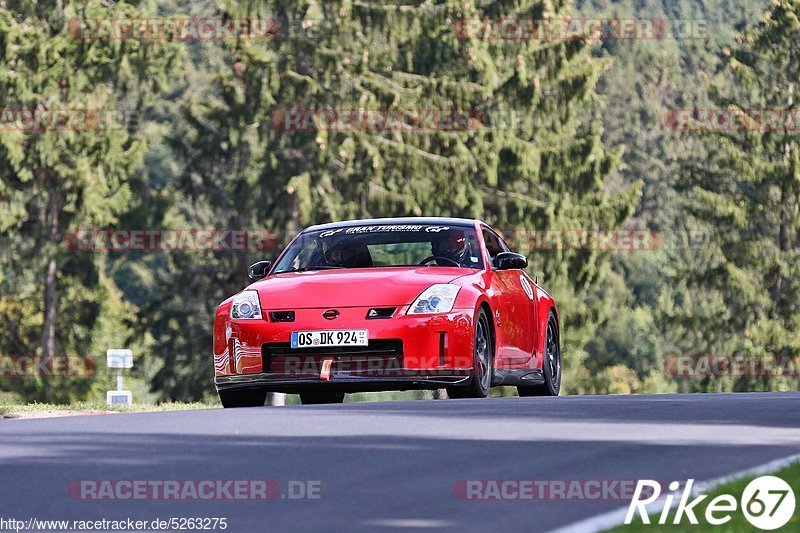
[1,393,799,532]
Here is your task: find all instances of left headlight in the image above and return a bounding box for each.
[408,284,460,315]
[230,290,263,320]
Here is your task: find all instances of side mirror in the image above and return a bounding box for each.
[493,252,527,270]
[248,260,271,281]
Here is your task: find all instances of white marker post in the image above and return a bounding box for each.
[107,349,133,406]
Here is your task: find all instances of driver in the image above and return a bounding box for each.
[430,230,469,266]
[324,241,372,268]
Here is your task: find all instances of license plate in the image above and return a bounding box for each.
[291,330,368,348]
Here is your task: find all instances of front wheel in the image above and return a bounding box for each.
[219,388,268,408]
[518,310,561,397]
[299,391,345,405]
[447,308,493,399]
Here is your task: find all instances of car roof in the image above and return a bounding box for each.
[304,217,484,232]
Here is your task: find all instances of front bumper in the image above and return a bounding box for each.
[213,306,475,393]
[214,372,471,394]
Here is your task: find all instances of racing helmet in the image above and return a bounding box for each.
[431,229,469,264]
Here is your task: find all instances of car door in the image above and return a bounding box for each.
[481,227,535,368]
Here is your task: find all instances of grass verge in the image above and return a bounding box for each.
[0,402,217,417]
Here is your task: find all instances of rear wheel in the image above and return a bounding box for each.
[447,308,493,399]
[219,388,267,408]
[518,311,561,397]
[299,391,345,405]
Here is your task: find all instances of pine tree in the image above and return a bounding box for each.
[566,0,756,390]
[0,1,178,401]
[673,0,800,391]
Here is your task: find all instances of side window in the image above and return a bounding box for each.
[482,228,508,259]
[498,235,514,254]
[275,236,319,272]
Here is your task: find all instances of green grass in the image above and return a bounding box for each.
[0,401,217,416]
[609,461,800,532]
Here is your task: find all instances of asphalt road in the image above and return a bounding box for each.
[1,393,799,532]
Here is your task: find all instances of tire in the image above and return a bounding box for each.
[299,391,345,405]
[518,310,561,397]
[447,307,493,399]
[219,388,268,408]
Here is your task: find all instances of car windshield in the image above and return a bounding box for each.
[272,224,484,272]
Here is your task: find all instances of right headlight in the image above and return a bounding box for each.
[407,284,460,315]
[230,290,263,320]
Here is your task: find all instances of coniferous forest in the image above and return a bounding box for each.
[1,0,798,404]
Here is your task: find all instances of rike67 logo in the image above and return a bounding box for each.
[626,476,796,530]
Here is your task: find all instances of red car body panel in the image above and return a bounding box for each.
[213,218,558,394]
[248,267,474,309]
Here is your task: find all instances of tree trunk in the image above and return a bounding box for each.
[770,83,795,320]
[40,189,59,402]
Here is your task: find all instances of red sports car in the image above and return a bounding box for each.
[213,218,561,406]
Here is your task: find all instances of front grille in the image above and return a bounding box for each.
[263,339,403,376]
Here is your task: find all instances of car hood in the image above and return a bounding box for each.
[251,267,475,309]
